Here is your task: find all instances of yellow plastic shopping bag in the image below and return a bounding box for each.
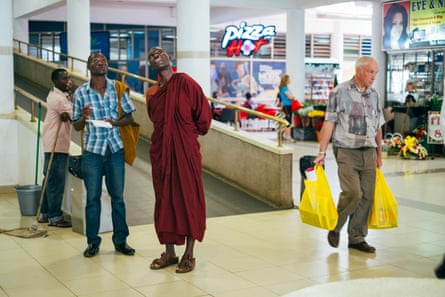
[299,165,338,230]
[368,168,398,229]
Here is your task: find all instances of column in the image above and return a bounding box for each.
[13,17,28,44]
[176,0,210,95]
[371,1,385,99]
[286,8,305,102]
[331,22,343,82]
[0,0,14,115]
[66,0,91,74]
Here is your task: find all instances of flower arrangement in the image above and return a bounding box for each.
[307,110,325,130]
[294,103,313,128]
[385,133,404,155]
[294,102,326,129]
[400,135,429,160]
[384,133,429,160]
[413,127,426,140]
[307,110,326,118]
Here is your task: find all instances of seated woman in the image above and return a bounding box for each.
[405,94,418,131]
[243,92,257,120]
[244,92,256,110]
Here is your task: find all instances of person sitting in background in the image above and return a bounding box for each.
[404,81,418,102]
[244,92,256,110]
[405,94,418,131]
[211,91,221,121]
[405,93,416,107]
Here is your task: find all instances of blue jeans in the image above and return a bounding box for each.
[82,148,129,247]
[40,153,68,224]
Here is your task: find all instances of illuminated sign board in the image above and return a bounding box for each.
[382,0,445,50]
[221,22,277,57]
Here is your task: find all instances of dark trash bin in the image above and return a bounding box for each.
[220,108,236,124]
[299,155,324,200]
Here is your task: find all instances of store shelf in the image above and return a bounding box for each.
[304,61,337,102]
[305,75,333,101]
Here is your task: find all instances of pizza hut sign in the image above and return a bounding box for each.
[221,22,277,57]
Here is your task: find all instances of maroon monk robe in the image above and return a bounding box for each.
[146,73,212,244]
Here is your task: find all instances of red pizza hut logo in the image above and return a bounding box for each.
[221,22,277,57]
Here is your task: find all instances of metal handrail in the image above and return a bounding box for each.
[14,86,47,122]
[12,39,289,146]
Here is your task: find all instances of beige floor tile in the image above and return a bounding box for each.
[2,140,445,296]
[4,286,76,297]
[177,261,257,295]
[215,286,280,297]
[63,273,130,296]
[136,280,206,296]
[266,279,321,296]
[79,287,146,297]
[44,257,112,282]
[0,266,69,292]
[234,265,306,286]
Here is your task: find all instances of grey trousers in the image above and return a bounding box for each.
[333,147,377,244]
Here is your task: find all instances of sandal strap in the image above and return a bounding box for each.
[176,255,196,273]
[150,252,178,269]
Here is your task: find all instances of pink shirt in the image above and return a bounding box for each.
[41,87,73,153]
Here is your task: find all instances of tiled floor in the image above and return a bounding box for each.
[1,137,445,297]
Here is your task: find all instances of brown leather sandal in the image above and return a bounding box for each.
[175,255,196,273]
[150,252,179,270]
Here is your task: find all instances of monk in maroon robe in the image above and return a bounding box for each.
[146,47,212,273]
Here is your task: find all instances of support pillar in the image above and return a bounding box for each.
[67,0,91,74]
[176,0,210,95]
[286,9,305,102]
[372,1,385,99]
[1,0,14,115]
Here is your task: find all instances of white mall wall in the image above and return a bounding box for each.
[0,114,43,187]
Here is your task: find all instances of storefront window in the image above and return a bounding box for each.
[160,28,176,60]
[109,30,129,60]
[385,50,444,104]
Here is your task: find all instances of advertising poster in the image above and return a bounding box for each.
[382,0,445,50]
[428,111,443,144]
[210,59,285,102]
[252,61,285,100]
[410,0,445,47]
[382,1,411,50]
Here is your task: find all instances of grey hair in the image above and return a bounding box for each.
[355,56,376,69]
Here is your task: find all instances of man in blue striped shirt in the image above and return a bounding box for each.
[73,52,136,258]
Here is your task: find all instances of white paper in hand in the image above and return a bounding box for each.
[87,120,112,128]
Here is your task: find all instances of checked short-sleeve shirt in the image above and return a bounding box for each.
[325,78,385,149]
[72,78,135,156]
